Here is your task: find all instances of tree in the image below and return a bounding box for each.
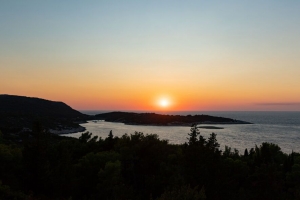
[206,133,221,154]
[187,124,207,147]
[157,185,206,200]
[79,132,93,143]
[108,130,113,140]
[0,130,3,143]
[187,124,200,146]
[244,149,249,157]
[223,146,232,157]
[22,122,51,195]
[104,130,115,150]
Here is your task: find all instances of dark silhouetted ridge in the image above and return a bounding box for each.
[95,111,251,126]
[0,95,83,117]
[0,95,88,133]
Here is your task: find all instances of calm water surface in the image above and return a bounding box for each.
[63,111,300,153]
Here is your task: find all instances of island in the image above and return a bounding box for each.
[94,111,251,126]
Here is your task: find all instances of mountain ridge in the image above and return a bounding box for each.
[0,94,88,133]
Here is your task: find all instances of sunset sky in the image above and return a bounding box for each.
[1,1,300,111]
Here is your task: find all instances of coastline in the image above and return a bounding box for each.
[122,121,251,126]
[49,126,86,134]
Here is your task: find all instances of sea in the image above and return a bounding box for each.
[62,111,300,154]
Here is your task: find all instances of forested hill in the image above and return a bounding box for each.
[94,111,251,125]
[0,95,88,133]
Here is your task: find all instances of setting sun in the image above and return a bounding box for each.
[159,99,170,108]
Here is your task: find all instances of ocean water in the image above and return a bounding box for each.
[63,111,300,153]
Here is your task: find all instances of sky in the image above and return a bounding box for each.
[1,1,300,111]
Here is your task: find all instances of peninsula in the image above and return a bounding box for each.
[94,111,251,126]
[0,94,88,134]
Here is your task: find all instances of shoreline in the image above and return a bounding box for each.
[121,121,251,126]
[49,126,86,134]
[80,120,250,130]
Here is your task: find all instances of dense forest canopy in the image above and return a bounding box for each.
[0,123,300,200]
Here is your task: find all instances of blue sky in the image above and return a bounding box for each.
[1,1,300,110]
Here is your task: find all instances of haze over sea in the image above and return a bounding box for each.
[63,111,300,154]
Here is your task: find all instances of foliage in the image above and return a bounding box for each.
[0,125,299,199]
[157,185,206,200]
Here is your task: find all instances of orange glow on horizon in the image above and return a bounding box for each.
[2,64,300,112]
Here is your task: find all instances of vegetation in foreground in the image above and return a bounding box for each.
[0,123,300,200]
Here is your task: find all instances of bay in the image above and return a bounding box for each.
[63,111,300,153]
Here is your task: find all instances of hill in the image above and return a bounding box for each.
[0,95,88,133]
[94,111,251,126]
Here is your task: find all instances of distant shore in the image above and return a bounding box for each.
[93,111,252,127]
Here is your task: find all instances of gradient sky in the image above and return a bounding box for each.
[1,1,300,111]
